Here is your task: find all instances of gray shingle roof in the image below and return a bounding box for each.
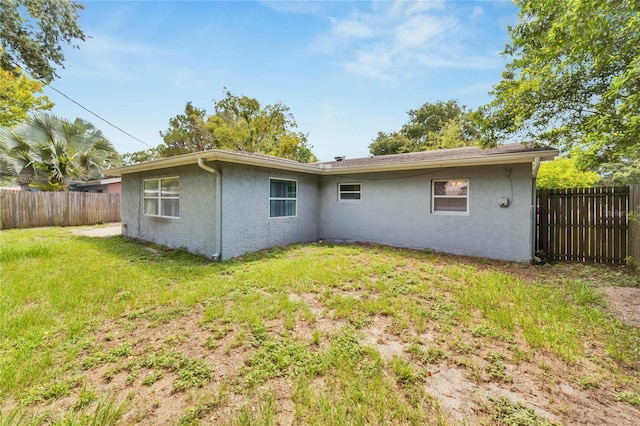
[316,143,557,169]
[106,143,558,176]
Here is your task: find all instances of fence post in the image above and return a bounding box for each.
[629,183,640,268]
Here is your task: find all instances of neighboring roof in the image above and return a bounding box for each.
[74,178,122,187]
[105,143,558,177]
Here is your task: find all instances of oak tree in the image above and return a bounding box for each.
[369,100,478,156]
[130,91,318,164]
[0,0,86,83]
[479,0,640,168]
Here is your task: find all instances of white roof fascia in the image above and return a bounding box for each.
[318,151,558,175]
[105,148,558,177]
[105,150,320,176]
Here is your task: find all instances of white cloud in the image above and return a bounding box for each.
[305,1,499,80]
[344,46,394,80]
[62,33,165,81]
[259,0,329,16]
[333,18,375,38]
[393,14,454,48]
[472,6,484,19]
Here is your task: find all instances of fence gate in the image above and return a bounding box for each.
[536,187,629,264]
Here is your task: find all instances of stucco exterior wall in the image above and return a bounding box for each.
[319,164,534,262]
[120,164,218,257]
[219,163,320,260]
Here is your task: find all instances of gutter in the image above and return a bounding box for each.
[318,152,556,175]
[106,149,557,177]
[197,158,222,261]
[107,149,320,176]
[531,157,541,263]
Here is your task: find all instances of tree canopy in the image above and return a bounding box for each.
[478,0,640,168]
[0,0,86,83]
[125,91,317,164]
[369,100,478,156]
[0,113,121,190]
[536,157,601,190]
[0,65,53,126]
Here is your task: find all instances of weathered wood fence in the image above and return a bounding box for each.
[0,191,121,230]
[630,184,640,268]
[536,185,639,265]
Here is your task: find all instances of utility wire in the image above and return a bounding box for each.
[8,58,155,150]
[46,84,155,149]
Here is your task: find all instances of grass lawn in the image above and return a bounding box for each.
[1,226,639,425]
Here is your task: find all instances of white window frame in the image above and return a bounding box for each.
[338,182,362,202]
[143,177,180,218]
[269,178,297,218]
[431,179,469,215]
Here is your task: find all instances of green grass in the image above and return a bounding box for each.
[1,226,639,424]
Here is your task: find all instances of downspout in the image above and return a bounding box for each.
[531,157,541,263]
[197,158,222,261]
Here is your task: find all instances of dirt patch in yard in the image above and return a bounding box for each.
[5,244,639,425]
[70,223,121,237]
[600,286,640,327]
[20,291,637,426]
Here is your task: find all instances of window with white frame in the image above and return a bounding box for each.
[338,183,361,202]
[432,179,468,214]
[144,177,180,218]
[270,178,297,217]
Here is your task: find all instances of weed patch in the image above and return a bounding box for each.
[479,396,560,425]
[2,229,639,425]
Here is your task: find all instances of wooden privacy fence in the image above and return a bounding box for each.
[0,191,120,230]
[536,186,637,265]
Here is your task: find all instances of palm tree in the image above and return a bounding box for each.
[0,113,121,190]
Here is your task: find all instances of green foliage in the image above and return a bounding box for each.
[127,91,317,164]
[536,157,601,189]
[0,65,53,126]
[369,99,478,155]
[485,352,511,383]
[616,391,640,408]
[480,396,560,426]
[2,229,639,423]
[73,387,97,411]
[158,102,216,157]
[141,351,213,392]
[479,0,640,168]
[0,0,86,83]
[81,343,132,369]
[598,158,640,186]
[121,147,160,166]
[0,113,121,189]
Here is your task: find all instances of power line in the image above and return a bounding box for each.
[46,84,155,150]
[7,58,156,151]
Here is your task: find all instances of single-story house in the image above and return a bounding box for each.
[105,143,557,263]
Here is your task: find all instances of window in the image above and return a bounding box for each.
[432,179,468,214]
[270,178,297,217]
[338,183,361,202]
[144,177,180,218]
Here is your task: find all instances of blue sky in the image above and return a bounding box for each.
[43,0,519,161]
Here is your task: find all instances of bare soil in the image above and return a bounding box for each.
[599,286,640,327]
[7,239,639,424]
[23,287,640,426]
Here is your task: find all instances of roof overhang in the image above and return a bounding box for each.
[106,149,321,177]
[317,151,557,175]
[105,147,558,177]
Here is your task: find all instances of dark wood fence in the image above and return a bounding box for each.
[536,186,631,264]
[0,191,121,230]
[630,184,640,268]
